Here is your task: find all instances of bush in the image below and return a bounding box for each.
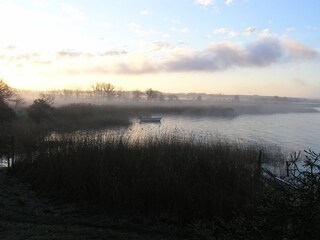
[27,98,55,123]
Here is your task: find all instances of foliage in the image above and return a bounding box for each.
[231,150,320,240]
[0,79,16,124]
[0,98,16,123]
[12,134,269,223]
[27,97,55,123]
[54,104,130,130]
[0,78,15,101]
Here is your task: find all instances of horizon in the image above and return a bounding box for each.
[0,0,319,98]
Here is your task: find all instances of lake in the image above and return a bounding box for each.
[126,111,320,153]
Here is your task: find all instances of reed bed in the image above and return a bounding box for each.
[13,133,282,222]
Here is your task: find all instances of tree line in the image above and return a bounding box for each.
[49,82,180,102]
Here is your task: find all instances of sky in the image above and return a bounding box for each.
[0,0,319,98]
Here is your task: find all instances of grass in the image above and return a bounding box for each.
[12,133,283,223]
[54,104,131,130]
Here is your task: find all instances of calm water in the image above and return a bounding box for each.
[126,111,320,153]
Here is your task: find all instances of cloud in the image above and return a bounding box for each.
[181,28,190,33]
[140,10,152,16]
[194,0,214,6]
[2,38,318,75]
[164,37,317,72]
[243,27,257,36]
[283,39,318,60]
[245,37,283,66]
[150,41,175,51]
[100,50,128,56]
[213,28,238,37]
[225,0,233,6]
[61,3,87,21]
[33,0,48,7]
[286,27,295,33]
[292,78,308,86]
[259,28,271,36]
[0,45,16,51]
[56,50,93,58]
[128,23,159,37]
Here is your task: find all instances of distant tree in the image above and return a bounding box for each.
[0,78,15,102]
[145,89,164,102]
[155,91,165,101]
[39,93,55,106]
[63,89,73,98]
[0,79,16,123]
[91,82,115,100]
[10,95,25,110]
[116,88,129,102]
[0,98,15,124]
[168,94,179,101]
[146,88,157,101]
[132,90,144,102]
[27,94,55,123]
[196,95,202,101]
[233,95,240,103]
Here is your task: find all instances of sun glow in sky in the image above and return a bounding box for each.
[0,0,319,97]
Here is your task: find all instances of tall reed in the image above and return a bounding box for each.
[13,133,281,222]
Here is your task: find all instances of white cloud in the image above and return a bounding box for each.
[140,10,152,16]
[286,27,295,33]
[194,0,214,6]
[128,23,159,37]
[243,27,257,36]
[33,0,48,7]
[181,28,190,33]
[214,28,238,37]
[150,41,175,51]
[225,0,233,6]
[306,26,318,32]
[61,3,87,21]
[259,28,270,37]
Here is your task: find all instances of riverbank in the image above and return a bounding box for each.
[0,168,188,240]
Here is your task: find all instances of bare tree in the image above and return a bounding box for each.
[145,88,157,101]
[39,93,55,106]
[0,79,16,123]
[132,90,144,102]
[10,95,25,110]
[0,78,15,102]
[116,88,129,102]
[168,94,179,101]
[92,82,116,100]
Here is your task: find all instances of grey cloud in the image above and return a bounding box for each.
[70,37,318,75]
[100,50,128,56]
[9,52,40,62]
[0,45,16,50]
[284,40,318,60]
[151,41,175,51]
[56,49,127,58]
[56,50,93,58]
[163,37,318,72]
[292,78,308,86]
[165,43,244,71]
[245,37,283,66]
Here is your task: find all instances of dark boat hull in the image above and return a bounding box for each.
[139,117,161,123]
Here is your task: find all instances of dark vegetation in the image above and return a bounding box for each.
[12,135,266,221]
[0,79,16,124]
[9,135,320,239]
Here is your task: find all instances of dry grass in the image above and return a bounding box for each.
[12,133,282,222]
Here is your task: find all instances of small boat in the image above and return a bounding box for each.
[138,117,162,123]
